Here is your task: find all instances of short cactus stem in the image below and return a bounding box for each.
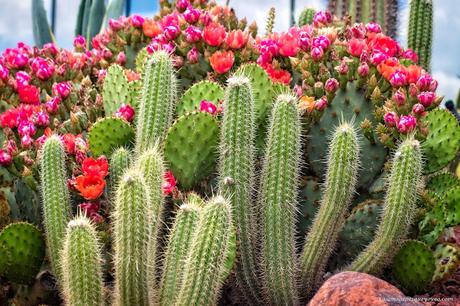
[135,146,165,300]
[135,50,176,154]
[301,122,360,296]
[259,94,301,305]
[408,0,433,71]
[176,196,233,306]
[40,135,72,280]
[348,138,423,274]
[159,199,202,306]
[298,8,315,26]
[112,169,152,306]
[109,147,131,196]
[218,75,261,303]
[61,216,103,306]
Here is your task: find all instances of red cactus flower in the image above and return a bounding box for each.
[75,175,106,200]
[200,100,217,115]
[209,50,234,74]
[203,23,226,47]
[367,33,399,57]
[82,156,109,178]
[18,84,40,105]
[62,133,76,154]
[348,38,366,57]
[162,171,177,196]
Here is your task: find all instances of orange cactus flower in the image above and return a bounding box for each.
[82,156,109,178]
[143,19,162,38]
[209,50,234,74]
[299,96,316,113]
[75,175,106,200]
[377,57,400,80]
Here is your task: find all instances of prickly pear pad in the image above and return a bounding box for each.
[89,117,135,157]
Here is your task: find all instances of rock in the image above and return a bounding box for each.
[308,271,424,306]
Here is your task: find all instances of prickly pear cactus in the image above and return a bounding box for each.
[103,64,133,115]
[444,186,460,226]
[422,109,460,174]
[0,222,45,284]
[418,199,446,246]
[426,173,460,197]
[307,82,387,188]
[88,117,135,157]
[175,81,224,117]
[432,243,460,282]
[392,240,435,294]
[164,112,219,190]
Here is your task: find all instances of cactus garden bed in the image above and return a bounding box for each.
[0,0,459,305]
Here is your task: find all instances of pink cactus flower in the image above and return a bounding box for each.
[115,104,135,122]
[402,49,418,62]
[336,61,349,75]
[35,111,49,127]
[183,6,200,24]
[116,52,126,65]
[32,58,54,80]
[294,84,303,97]
[417,91,436,107]
[311,47,324,61]
[397,115,417,133]
[52,82,71,99]
[187,47,199,64]
[298,31,311,51]
[348,38,365,57]
[314,96,328,111]
[393,89,406,106]
[416,74,433,91]
[357,62,370,77]
[389,70,407,87]
[203,23,226,47]
[20,134,33,148]
[130,15,144,28]
[200,100,217,115]
[384,112,399,127]
[6,140,17,155]
[325,78,339,93]
[312,35,330,50]
[18,120,36,136]
[45,96,61,114]
[184,26,202,43]
[370,51,388,65]
[313,11,332,26]
[5,50,28,69]
[0,64,8,81]
[0,150,12,166]
[412,103,425,115]
[176,0,190,12]
[109,18,124,31]
[15,71,31,88]
[42,43,58,56]
[366,22,382,33]
[278,32,299,57]
[226,30,248,50]
[164,25,180,41]
[200,11,211,26]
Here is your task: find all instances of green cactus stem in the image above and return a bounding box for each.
[112,169,152,306]
[40,135,72,280]
[159,198,202,306]
[176,196,233,306]
[408,0,433,71]
[298,8,315,26]
[259,94,301,305]
[218,76,261,303]
[348,137,423,275]
[61,216,103,306]
[135,50,176,154]
[109,147,131,196]
[265,7,276,35]
[301,122,360,295]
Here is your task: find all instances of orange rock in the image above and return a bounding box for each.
[308,271,424,306]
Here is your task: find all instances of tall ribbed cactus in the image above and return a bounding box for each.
[40,135,72,280]
[61,216,103,306]
[259,94,301,306]
[112,169,152,306]
[408,0,433,71]
[109,147,131,195]
[159,197,202,306]
[176,196,233,306]
[348,138,422,274]
[301,122,360,296]
[135,146,165,301]
[265,7,275,35]
[135,50,176,153]
[218,76,261,303]
[298,8,315,26]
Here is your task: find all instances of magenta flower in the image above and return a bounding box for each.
[412,103,425,115]
[35,111,49,127]
[0,64,8,81]
[325,78,339,93]
[402,49,418,62]
[52,82,71,99]
[298,31,311,51]
[393,89,406,106]
[200,100,217,115]
[389,70,407,87]
[42,43,58,56]
[109,18,124,31]
[164,25,180,41]
[314,96,328,111]
[278,32,299,57]
[187,47,199,64]
[116,52,126,65]
[45,96,61,114]
[357,62,370,77]
[183,6,200,24]
[20,134,33,148]
[397,115,417,133]
[370,51,388,65]
[311,47,324,61]
[313,11,332,26]
[115,104,135,122]
[366,22,382,33]
[130,15,144,28]
[15,71,31,88]
[312,35,331,50]
[176,0,190,12]
[417,91,435,107]
[184,26,202,43]
[384,112,399,127]
[416,74,433,91]
[18,120,36,136]
[0,150,12,166]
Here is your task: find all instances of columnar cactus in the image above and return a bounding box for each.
[408,0,433,71]
[301,122,360,295]
[135,146,165,299]
[109,147,131,195]
[259,94,301,306]
[265,7,276,35]
[159,197,202,306]
[298,8,315,26]
[135,50,176,154]
[218,76,261,303]
[112,169,152,306]
[40,135,72,280]
[61,216,103,306]
[348,137,423,274]
[176,196,233,306]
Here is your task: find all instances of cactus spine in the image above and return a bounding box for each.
[259,94,301,306]
[218,76,261,303]
[298,8,316,26]
[301,122,360,295]
[135,146,165,301]
[109,147,131,195]
[159,199,202,306]
[135,50,176,153]
[40,135,72,280]
[175,196,233,306]
[61,216,103,306]
[112,169,152,306]
[408,0,433,71]
[348,138,422,274]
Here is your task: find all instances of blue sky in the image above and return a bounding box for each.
[0,0,458,100]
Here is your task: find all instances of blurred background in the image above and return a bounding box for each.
[0,0,458,100]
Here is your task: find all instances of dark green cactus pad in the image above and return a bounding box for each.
[432,243,460,283]
[103,64,132,115]
[444,186,460,226]
[427,173,460,198]
[297,177,322,244]
[422,109,460,174]
[419,200,446,246]
[307,82,387,187]
[164,112,219,190]
[89,117,135,157]
[0,222,45,284]
[392,240,435,294]
[176,80,224,117]
[235,63,274,125]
